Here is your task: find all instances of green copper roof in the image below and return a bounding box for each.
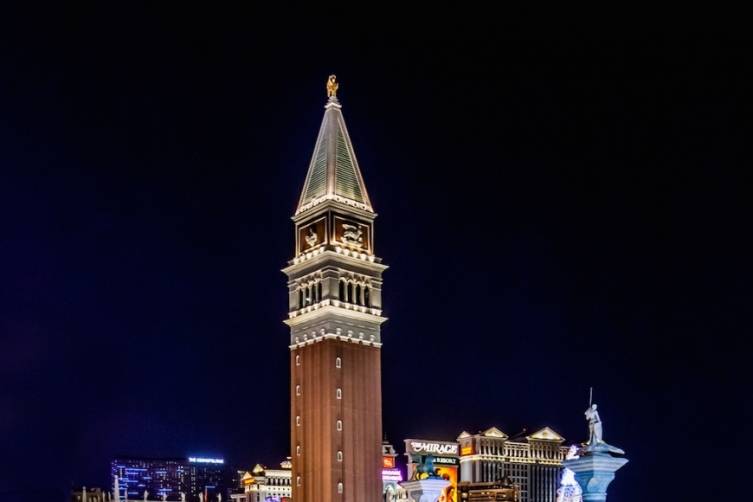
[297,97,373,214]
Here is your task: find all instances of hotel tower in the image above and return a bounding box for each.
[283,76,387,502]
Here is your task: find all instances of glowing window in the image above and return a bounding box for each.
[337,482,343,494]
[336,420,342,431]
[296,445,301,456]
[296,416,301,426]
[335,357,342,369]
[336,451,343,462]
[296,385,301,396]
[336,388,342,399]
[296,476,301,486]
[296,355,301,366]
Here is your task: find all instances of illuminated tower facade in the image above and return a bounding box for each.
[283,76,387,502]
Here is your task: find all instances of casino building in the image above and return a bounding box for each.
[457,427,569,502]
[231,459,292,502]
[283,76,387,502]
[386,428,567,502]
[404,439,460,502]
[381,439,403,501]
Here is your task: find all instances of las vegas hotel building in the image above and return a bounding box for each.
[457,427,569,502]
[232,460,292,502]
[401,429,569,502]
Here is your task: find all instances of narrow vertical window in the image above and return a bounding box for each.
[296,476,301,486]
[336,451,343,462]
[364,287,370,307]
[296,445,301,456]
[298,289,304,309]
[336,388,342,399]
[336,420,342,431]
[296,385,301,396]
[317,282,322,302]
[296,354,301,366]
[296,416,301,426]
[335,357,342,369]
[355,284,362,305]
[339,280,345,301]
[337,482,343,494]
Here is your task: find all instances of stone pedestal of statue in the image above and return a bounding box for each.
[400,478,450,502]
[563,448,628,502]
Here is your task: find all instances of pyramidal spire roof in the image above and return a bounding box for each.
[296,76,373,215]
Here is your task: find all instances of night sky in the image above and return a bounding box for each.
[2,9,751,502]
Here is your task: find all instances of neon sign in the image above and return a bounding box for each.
[432,456,458,465]
[382,468,403,482]
[407,441,458,456]
[188,457,224,464]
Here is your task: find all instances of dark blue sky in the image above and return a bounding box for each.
[1,9,751,502]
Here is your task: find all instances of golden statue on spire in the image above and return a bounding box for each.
[327,74,339,98]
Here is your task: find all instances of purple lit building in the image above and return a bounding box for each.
[111,456,228,501]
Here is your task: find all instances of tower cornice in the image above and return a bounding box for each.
[282,248,388,276]
[283,303,387,327]
[295,196,371,218]
[292,198,377,224]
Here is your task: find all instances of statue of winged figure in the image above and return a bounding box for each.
[327,75,339,98]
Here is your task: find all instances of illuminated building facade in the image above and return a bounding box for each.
[457,427,568,502]
[111,456,227,501]
[230,459,292,502]
[404,439,460,502]
[458,476,519,501]
[381,440,402,501]
[284,77,387,502]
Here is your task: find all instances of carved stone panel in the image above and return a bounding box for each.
[333,216,371,252]
[298,217,327,254]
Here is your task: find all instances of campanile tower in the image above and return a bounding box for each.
[283,76,387,502]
